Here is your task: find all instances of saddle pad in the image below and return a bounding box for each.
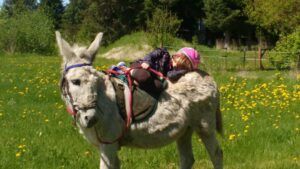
[111,77,157,122]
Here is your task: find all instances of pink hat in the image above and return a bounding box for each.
[178,47,200,69]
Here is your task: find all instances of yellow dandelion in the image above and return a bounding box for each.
[84,151,91,156]
[229,134,236,141]
[16,152,21,157]
[261,83,267,88]
[45,119,49,123]
[245,91,250,96]
[242,114,249,121]
[18,144,26,149]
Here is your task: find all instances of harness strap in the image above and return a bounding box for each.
[65,63,92,72]
[95,69,134,144]
[124,68,133,129]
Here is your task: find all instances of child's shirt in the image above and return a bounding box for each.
[133,48,171,76]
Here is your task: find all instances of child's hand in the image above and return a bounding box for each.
[141,62,150,69]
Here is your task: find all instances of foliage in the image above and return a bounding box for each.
[1,0,37,17]
[270,28,300,69]
[146,8,182,48]
[39,0,64,29]
[202,0,257,48]
[0,10,55,54]
[68,0,144,45]
[203,0,239,33]
[245,0,300,35]
[61,0,88,42]
[143,0,204,40]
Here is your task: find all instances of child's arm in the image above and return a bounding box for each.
[167,69,188,82]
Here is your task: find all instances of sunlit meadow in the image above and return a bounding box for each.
[0,54,299,169]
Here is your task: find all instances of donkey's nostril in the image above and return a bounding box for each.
[84,116,89,121]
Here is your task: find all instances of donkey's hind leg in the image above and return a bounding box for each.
[176,128,195,169]
[196,128,223,169]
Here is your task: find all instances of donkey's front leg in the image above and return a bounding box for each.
[99,143,120,169]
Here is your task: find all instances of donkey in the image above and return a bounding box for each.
[56,31,223,169]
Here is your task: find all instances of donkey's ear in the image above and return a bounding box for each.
[55,31,74,61]
[87,32,103,62]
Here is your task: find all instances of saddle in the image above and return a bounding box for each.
[110,77,157,122]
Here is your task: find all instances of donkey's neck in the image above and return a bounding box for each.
[94,73,125,141]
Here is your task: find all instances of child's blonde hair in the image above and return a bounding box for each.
[172,53,193,71]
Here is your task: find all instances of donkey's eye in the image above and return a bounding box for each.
[71,79,81,86]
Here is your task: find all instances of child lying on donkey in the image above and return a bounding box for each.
[109,47,200,98]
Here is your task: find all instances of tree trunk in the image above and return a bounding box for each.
[224,32,230,50]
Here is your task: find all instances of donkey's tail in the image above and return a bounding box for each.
[216,102,223,136]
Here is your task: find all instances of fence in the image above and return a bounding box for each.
[164,45,300,72]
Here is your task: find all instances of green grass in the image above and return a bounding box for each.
[99,32,150,54]
[0,54,299,169]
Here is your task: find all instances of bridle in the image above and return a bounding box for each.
[60,63,130,144]
[60,63,94,119]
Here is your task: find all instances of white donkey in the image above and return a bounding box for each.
[56,31,223,169]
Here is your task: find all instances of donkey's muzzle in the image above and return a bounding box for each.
[79,108,98,128]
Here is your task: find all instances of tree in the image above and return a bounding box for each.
[245,0,300,35]
[203,0,241,34]
[61,0,88,41]
[2,0,37,17]
[39,0,64,29]
[77,0,144,44]
[270,28,300,70]
[146,7,182,47]
[143,0,204,40]
[203,0,255,48]
[0,10,55,54]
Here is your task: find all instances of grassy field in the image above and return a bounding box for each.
[0,54,299,169]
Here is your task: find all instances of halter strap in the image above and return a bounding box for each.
[62,63,92,118]
[64,63,92,72]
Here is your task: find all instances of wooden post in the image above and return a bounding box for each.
[258,47,264,70]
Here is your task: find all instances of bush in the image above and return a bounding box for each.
[270,28,300,69]
[0,10,55,54]
[146,8,182,48]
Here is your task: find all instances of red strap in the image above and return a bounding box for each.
[124,69,133,129]
[97,66,166,144]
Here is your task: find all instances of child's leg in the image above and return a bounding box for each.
[130,69,163,96]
